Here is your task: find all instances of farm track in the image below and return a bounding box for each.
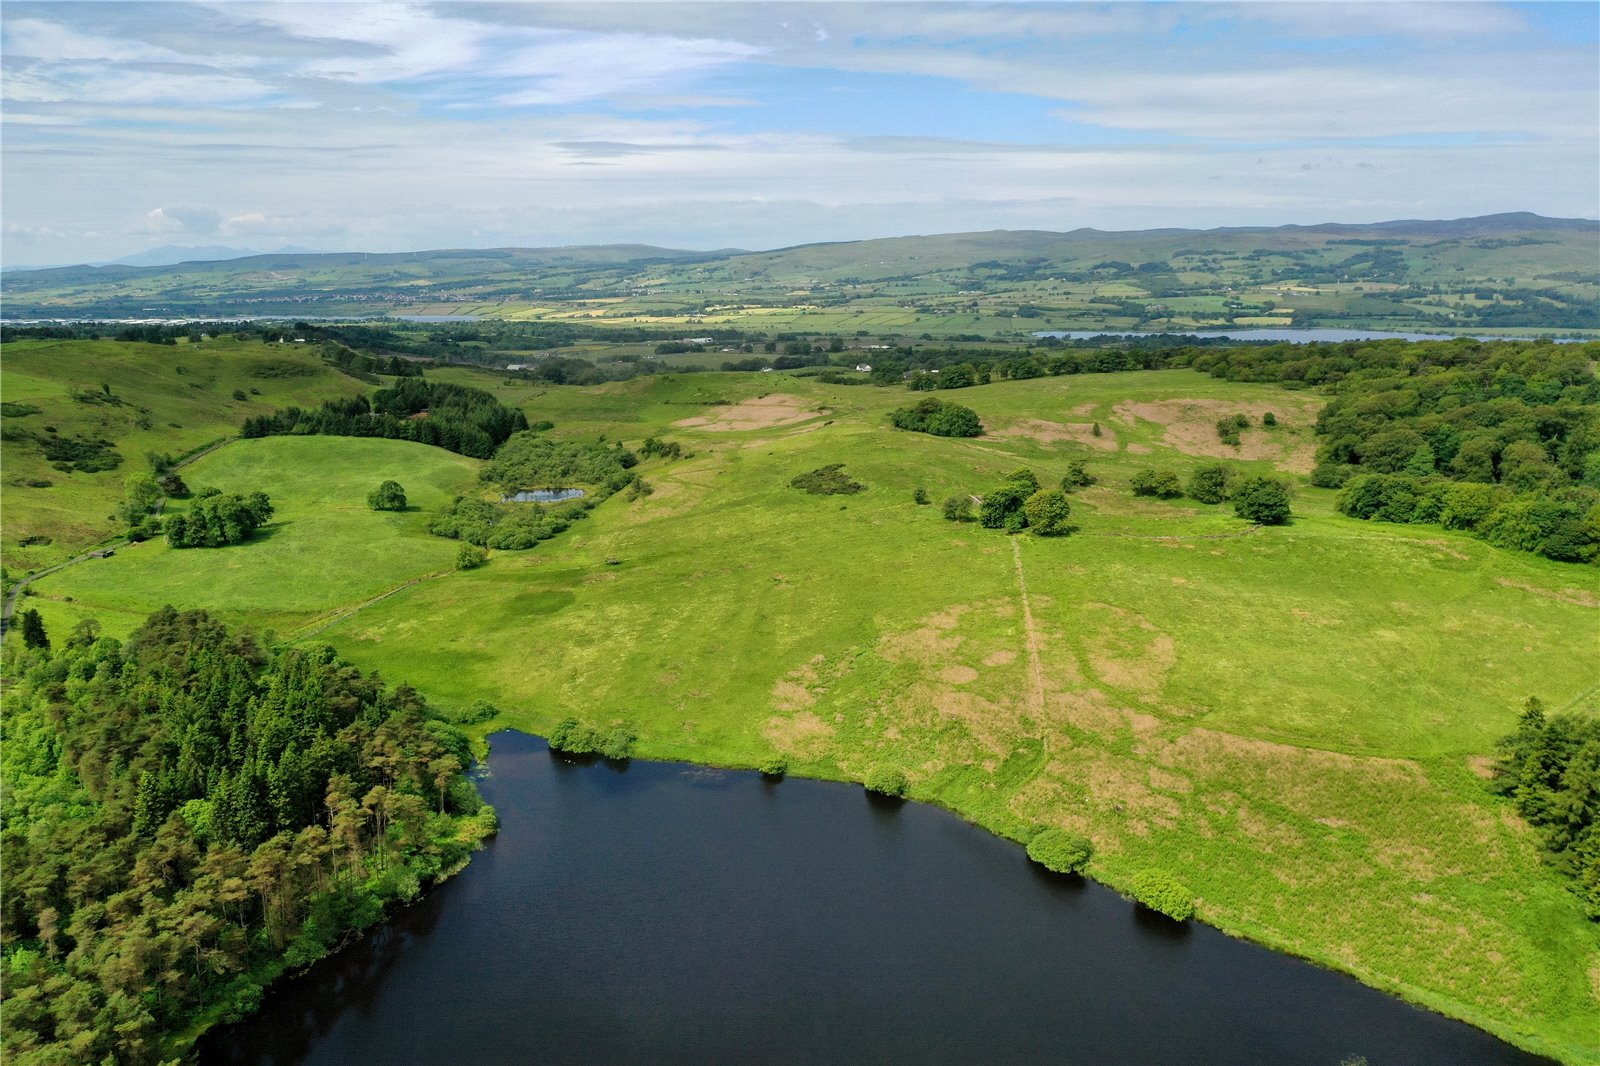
[1012,540,1046,718]
[292,568,455,641]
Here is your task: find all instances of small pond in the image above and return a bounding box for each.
[200,731,1547,1066]
[501,488,585,503]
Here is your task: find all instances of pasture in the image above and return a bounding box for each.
[19,366,1600,1060]
[0,337,366,571]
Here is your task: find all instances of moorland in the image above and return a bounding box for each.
[2,319,1597,1061]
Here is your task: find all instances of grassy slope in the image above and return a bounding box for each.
[0,337,368,571]
[31,436,480,635]
[20,367,1600,1060]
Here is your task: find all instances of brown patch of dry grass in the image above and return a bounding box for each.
[1081,603,1176,699]
[1111,397,1318,473]
[763,710,835,757]
[1494,577,1600,609]
[991,417,1118,451]
[673,393,816,432]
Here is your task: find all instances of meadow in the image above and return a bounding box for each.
[0,336,366,572]
[17,365,1600,1061]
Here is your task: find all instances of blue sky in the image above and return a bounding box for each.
[2,2,1595,264]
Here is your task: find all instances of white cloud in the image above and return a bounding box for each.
[0,1,1593,264]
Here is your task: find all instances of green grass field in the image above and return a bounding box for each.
[16,366,1600,1061]
[1,337,367,572]
[31,436,479,634]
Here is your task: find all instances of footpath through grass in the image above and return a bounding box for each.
[24,367,1600,1061]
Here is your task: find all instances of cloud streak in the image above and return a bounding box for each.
[1,1,1594,265]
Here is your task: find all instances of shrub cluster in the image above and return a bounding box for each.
[1215,413,1250,446]
[1129,466,1292,525]
[1131,868,1195,920]
[32,433,122,473]
[790,463,865,496]
[1130,469,1182,499]
[865,765,909,798]
[889,397,984,437]
[548,717,637,760]
[1026,829,1094,874]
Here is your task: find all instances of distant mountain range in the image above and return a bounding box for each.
[3,244,328,272]
[1,213,1593,330]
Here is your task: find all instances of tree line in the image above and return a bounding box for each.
[1195,339,1600,561]
[241,379,529,459]
[0,608,495,1064]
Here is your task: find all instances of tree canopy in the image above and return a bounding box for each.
[0,609,493,1064]
[889,397,983,437]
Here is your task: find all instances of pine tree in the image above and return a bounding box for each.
[17,607,48,650]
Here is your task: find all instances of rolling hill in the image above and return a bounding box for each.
[2,214,1594,332]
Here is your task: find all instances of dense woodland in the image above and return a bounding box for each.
[1193,339,1600,562]
[0,609,494,1064]
[241,379,528,459]
[1496,699,1600,918]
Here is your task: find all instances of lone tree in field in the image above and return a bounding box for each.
[1024,489,1073,536]
[368,480,408,512]
[1027,829,1093,874]
[17,608,49,651]
[1185,463,1236,505]
[1061,460,1096,491]
[943,495,974,522]
[1233,476,1292,525]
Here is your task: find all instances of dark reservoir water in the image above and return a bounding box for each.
[201,732,1545,1066]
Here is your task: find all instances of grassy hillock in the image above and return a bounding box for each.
[0,337,367,572]
[14,361,1600,1060]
